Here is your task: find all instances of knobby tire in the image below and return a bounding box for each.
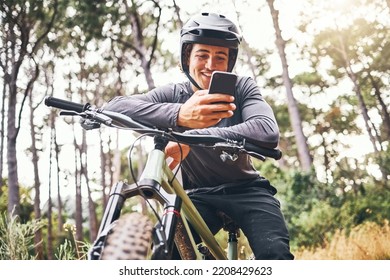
[100,212,153,260]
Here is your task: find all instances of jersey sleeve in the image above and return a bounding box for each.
[103,84,183,129]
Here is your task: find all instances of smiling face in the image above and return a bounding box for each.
[187,44,229,91]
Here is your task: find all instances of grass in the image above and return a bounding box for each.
[2,209,389,260]
[0,212,44,260]
[294,220,390,260]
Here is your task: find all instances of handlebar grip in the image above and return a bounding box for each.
[44,96,88,113]
[245,142,282,160]
[260,147,282,160]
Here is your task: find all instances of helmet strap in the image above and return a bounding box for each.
[184,69,203,90]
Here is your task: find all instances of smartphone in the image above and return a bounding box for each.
[208,71,237,96]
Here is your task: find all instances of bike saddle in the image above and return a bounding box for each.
[217,211,240,236]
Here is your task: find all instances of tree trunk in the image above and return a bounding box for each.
[73,126,83,249]
[99,131,109,207]
[112,131,121,186]
[47,177,54,259]
[129,10,155,89]
[266,0,312,171]
[0,65,7,185]
[7,84,20,217]
[349,71,382,153]
[54,129,64,233]
[80,130,98,242]
[336,35,382,153]
[172,0,184,29]
[47,119,56,260]
[367,72,390,140]
[2,2,22,218]
[28,94,44,259]
[2,0,58,218]
[121,0,161,90]
[136,143,148,215]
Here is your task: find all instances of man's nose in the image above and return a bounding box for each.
[205,57,217,70]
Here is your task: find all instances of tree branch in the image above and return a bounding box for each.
[147,1,161,69]
[16,59,39,138]
[31,0,59,55]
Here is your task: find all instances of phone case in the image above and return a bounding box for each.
[208,71,237,95]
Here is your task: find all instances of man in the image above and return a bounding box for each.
[104,12,294,260]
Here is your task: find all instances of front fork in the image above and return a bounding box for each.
[88,136,196,260]
[88,181,126,260]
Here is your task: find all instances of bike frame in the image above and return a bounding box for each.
[89,135,232,260]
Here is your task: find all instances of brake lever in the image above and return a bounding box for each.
[88,110,113,126]
[59,109,113,130]
[59,111,78,116]
[246,151,266,161]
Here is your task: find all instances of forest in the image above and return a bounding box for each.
[0,0,389,260]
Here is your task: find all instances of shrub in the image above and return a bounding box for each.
[294,220,390,259]
[0,212,44,260]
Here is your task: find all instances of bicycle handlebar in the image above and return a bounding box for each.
[45,96,282,160]
[45,96,90,113]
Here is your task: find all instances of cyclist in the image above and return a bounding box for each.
[104,12,294,260]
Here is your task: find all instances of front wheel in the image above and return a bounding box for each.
[100,212,153,260]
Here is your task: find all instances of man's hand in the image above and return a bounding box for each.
[165,141,191,170]
[177,90,236,128]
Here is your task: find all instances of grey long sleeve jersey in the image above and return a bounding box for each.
[104,76,279,190]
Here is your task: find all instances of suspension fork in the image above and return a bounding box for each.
[88,181,127,260]
[89,135,178,259]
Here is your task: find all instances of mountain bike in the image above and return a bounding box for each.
[45,96,282,260]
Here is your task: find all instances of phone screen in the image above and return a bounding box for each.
[208,71,237,96]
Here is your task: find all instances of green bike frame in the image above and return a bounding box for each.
[142,145,229,260]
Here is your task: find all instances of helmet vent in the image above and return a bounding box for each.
[201,12,226,19]
[189,29,200,35]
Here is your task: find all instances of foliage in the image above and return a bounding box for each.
[55,238,79,260]
[55,223,90,260]
[259,161,390,252]
[295,220,390,260]
[0,185,35,223]
[0,212,45,260]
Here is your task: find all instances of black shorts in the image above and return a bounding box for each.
[188,178,294,260]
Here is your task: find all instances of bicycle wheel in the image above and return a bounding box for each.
[100,212,153,260]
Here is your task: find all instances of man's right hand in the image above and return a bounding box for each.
[177,90,236,128]
[165,142,191,170]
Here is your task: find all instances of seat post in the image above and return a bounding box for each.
[227,230,238,260]
[217,211,240,260]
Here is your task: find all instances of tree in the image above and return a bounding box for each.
[0,0,58,217]
[106,0,164,90]
[265,0,312,172]
[28,85,44,258]
[312,13,390,183]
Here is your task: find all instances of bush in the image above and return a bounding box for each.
[258,164,390,252]
[0,212,44,260]
[294,220,390,259]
